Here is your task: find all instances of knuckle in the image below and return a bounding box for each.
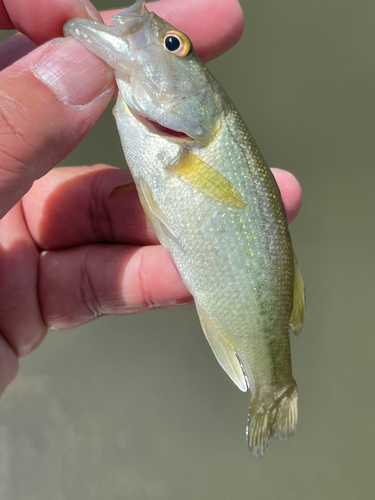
[0,89,37,186]
[133,249,156,310]
[88,172,115,242]
[79,248,103,320]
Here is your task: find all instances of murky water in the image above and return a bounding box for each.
[1,0,375,498]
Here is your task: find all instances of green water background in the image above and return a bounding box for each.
[0,0,374,498]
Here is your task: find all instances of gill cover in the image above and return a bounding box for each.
[63,0,224,144]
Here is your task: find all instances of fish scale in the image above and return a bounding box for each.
[64,0,304,457]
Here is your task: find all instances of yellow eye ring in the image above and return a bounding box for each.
[162,30,191,57]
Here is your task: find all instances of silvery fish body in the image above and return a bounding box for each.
[64,0,305,457]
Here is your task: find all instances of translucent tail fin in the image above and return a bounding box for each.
[246,383,298,458]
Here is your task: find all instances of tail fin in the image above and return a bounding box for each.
[246,383,298,458]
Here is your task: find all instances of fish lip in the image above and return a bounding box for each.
[127,106,194,143]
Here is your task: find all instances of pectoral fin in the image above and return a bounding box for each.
[168,151,247,209]
[109,182,136,199]
[289,252,305,335]
[137,180,176,238]
[196,303,247,392]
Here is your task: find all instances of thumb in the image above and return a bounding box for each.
[0,35,114,217]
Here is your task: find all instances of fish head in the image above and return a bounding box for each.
[63,0,224,145]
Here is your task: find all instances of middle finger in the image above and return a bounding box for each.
[22,165,158,250]
[22,165,302,251]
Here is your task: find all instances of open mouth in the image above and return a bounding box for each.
[130,108,192,141]
[146,118,191,140]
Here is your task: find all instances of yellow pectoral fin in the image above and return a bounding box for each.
[109,182,136,199]
[289,251,305,335]
[168,151,247,209]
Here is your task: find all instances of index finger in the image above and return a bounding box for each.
[1,0,244,61]
[101,0,244,62]
[0,0,102,39]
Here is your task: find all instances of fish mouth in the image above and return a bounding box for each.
[129,107,193,142]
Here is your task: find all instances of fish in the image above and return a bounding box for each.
[63,0,305,457]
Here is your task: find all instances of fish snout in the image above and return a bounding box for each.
[63,19,134,74]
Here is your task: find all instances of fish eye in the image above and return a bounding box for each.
[162,30,191,57]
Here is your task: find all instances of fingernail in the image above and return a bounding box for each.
[175,296,194,306]
[32,37,113,106]
[80,0,103,22]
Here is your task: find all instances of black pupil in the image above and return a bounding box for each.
[165,36,181,52]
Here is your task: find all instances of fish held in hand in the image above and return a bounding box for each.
[63,0,305,457]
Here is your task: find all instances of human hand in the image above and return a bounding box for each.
[0,0,302,396]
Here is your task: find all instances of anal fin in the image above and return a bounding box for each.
[289,251,305,335]
[196,303,247,392]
